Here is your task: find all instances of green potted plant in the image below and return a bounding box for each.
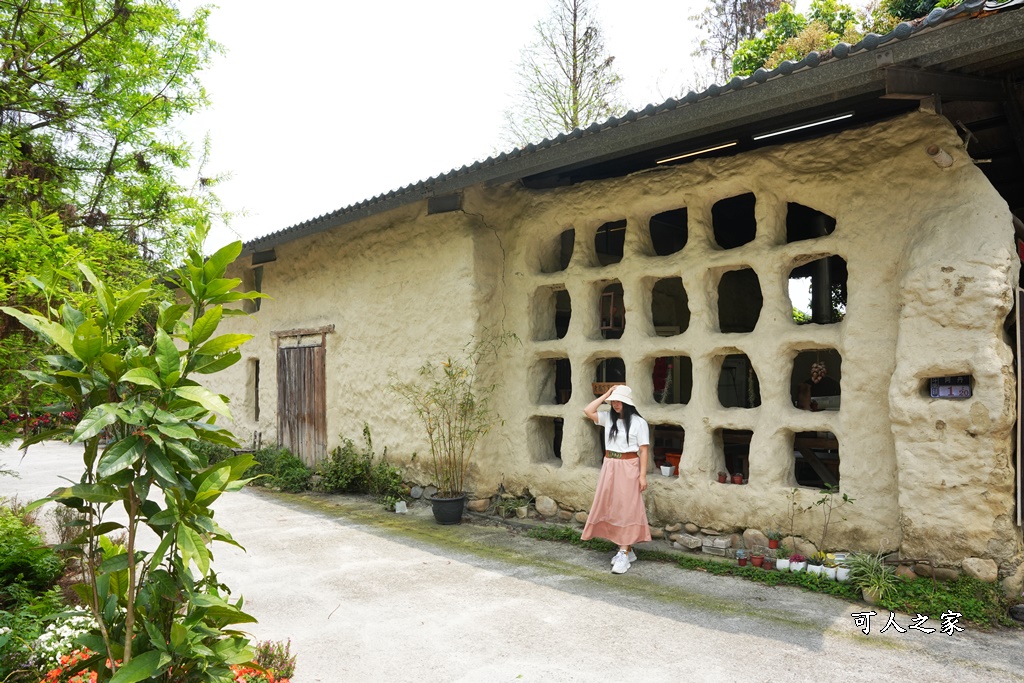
[789,553,807,572]
[775,544,792,571]
[846,552,899,605]
[765,529,783,549]
[807,551,827,576]
[391,335,510,524]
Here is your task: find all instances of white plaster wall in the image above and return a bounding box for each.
[212,110,1020,564]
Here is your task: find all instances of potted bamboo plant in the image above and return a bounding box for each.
[846,552,899,605]
[391,336,509,524]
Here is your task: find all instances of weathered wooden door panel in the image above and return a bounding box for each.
[277,344,326,466]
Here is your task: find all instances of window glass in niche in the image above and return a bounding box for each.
[595,219,626,265]
[652,277,689,335]
[650,208,688,256]
[791,349,841,412]
[789,256,847,325]
[600,282,625,339]
[539,228,575,274]
[718,269,762,333]
[786,203,836,243]
[651,356,692,405]
[712,193,756,249]
[718,354,760,408]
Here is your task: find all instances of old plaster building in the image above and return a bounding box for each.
[212,2,1024,580]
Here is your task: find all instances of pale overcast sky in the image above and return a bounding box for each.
[178,0,870,250]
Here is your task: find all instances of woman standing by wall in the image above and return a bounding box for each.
[581,385,652,574]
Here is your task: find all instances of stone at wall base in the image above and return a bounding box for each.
[961,557,998,583]
[466,498,490,513]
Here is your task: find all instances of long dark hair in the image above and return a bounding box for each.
[609,403,643,447]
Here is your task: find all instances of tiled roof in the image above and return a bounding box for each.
[245,0,1023,253]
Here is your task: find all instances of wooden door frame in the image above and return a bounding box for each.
[273,325,334,466]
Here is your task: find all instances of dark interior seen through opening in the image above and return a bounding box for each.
[712,193,757,249]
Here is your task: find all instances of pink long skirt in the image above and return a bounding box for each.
[580,458,652,546]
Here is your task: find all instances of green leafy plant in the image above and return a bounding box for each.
[316,425,405,506]
[765,529,783,541]
[3,227,263,681]
[808,551,827,567]
[813,483,854,552]
[846,552,899,603]
[495,496,532,519]
[250,447,312,493]
[390,335,512,498]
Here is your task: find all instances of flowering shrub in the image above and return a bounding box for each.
[41,648,99,683]
[230,664,291,683]
[33,608,95,672]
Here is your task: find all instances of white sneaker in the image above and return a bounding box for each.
[610,549,637,565]
[611,550,631,574]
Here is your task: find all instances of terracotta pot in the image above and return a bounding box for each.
[731,473,744,485]
[738,557,748,567]
[768,539,779,549]
[764,559,775,570]
[751,555,764,567]
[717,473,728,483]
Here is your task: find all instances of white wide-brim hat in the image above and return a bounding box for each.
[606,384,635,407]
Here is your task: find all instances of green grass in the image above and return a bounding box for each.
[526,525,1017,628]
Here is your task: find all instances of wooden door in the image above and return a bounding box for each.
[277,343,326,466]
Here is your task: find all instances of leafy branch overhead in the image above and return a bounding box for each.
[2,225,265,682]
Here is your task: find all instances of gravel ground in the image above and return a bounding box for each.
[3,441,1022,683]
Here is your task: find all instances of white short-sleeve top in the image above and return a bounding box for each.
[598,410,650,452]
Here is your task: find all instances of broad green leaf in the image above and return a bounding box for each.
[71,319,103,363]
[72,405,118,442]
[195,466,230,504]
[98,353,126,379]
[156,422,197,440]
[189,304,222,345]
[203,277,242,298]
[149,533,174,569]
[190,351,241,375]
[154,328,180,380]
[120,367,162,389]
[203,241,242,280]
[109,650,165,683]
[98,436,145,478]
[1,306,76,355]
[19,370,56,384]
[145,445,178,487]
[19,428,71,449]
[174,385,231,418]
[79,263,115,320]
[195,333,252,356]
[157,303,190,331]
[177,525,210,575]
[111,282,153,330]
[68,483,121,503]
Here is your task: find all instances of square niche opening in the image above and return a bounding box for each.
[716,428,753,482]
[713,193,756,249]
[791,430,840,488]
[790,255,847,325]
[650,208,688,256]
[593,357,625,395]
[532,358,572,405]
[600,282,625,339]
[652,277,689,334]
[791,349,841,412]
[651,424,685,471]
[539,228,575,274]
[718,354,760,408]
[786,203,836,243]
[528,416,564,465]
[596,219,626,265]
[651,356,692,404]
[718,268,762,333]
[532,286,571,341]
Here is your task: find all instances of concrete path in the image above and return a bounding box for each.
[2,442,1022,682]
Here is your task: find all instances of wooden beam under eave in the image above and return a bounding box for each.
[882,66,1005,101]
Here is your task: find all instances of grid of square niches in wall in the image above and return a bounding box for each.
[528,194,847,489]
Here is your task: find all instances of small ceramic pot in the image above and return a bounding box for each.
[738,557,748,567]
[836,566,851,582]
[776,558,791,572]
[790,561,807,573]
[717,472,728,483]
[731,473,744,485]
[661,465,675,476]
[751,555,764,568]
[807,564,824,576]
[768,539,779,549]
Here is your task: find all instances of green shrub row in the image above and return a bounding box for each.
[526,525,1017,628]
[316,425,406,508]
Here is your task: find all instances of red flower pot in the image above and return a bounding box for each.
[717,473,728,483]
[731,473,744,485]
[751,555,764,567]
[768,539,779,549]
[738,557,748,566]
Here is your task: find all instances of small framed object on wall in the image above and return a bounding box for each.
[929,375,972,399]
